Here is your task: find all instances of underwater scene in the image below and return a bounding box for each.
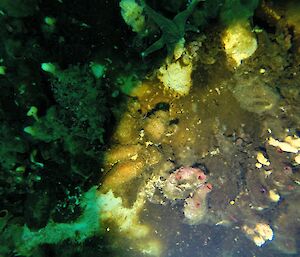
[0,0,300,256]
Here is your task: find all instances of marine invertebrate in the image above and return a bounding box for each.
[157,59,193,96]
[158,165,212,224]
[162,166,207,200]
[120,0,145,33]
[222,20,257,66]
[141,0,201,57]
[184,183,212,225]
[97,189,162,255]
[242,223,274,247]
[268,135,300,154]
[144,110,170,142]
[231,77,280,114]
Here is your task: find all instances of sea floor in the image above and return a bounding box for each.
[99,23,300,257]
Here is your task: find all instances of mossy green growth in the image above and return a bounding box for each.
[16,187,102,256]
[0,0,37,17]
[24,107,67,143]
[192,0,260,28]
[220,0,260,24]
[192,0,223,27]
[117,73,140,95]
[0,120,26,170]
[24,64,113,158]
[0,66,6,75]
[50,65,108,142]
[90,62,106,79]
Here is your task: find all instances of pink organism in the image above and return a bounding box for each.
[162,166,207,200]
[175,166,207,181]
[183,183,213,225]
